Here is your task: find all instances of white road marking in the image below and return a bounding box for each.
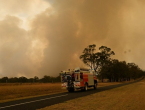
[0,94,68,109]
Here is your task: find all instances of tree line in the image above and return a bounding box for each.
[0,75,61,83]
[0,44,144,83]
[80,44,145,82]
[99,60,144,82]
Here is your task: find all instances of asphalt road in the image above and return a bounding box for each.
[0,79,142,110]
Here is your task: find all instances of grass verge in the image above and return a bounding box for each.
[0,83,67,103]
[39,79,145,110]
[0,79,138,104]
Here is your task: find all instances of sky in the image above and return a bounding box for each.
[0,0,145,78]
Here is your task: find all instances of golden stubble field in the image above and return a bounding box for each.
[0,80,135,103]
[0,83,67,103]
[39,79,145,110]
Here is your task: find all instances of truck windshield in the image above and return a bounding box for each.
[66,75,71,80]
[62,75,71,82]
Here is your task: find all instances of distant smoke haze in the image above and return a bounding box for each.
[0,0,145,78]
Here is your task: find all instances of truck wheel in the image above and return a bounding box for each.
[94,83,97,90]
[84,83,88,91]
[68,88,74,92]
[71,88,74,92]
[68,89,71,92]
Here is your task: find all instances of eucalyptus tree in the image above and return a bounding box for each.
[80,45,115,73]
[80,44,97,71]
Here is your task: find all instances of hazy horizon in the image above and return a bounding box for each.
[0,0,145,78]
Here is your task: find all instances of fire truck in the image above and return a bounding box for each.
[60,67,98,92]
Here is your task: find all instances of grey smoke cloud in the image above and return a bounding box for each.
[0,0,145,78]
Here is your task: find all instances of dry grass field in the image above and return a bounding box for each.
[0,83,67,103]
[0,80,135,103]
[39,79,145,110]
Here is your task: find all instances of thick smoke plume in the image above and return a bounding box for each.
[0,0,145,78]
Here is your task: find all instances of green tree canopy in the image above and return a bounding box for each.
[80,44,96,70]
[80,44,115,72]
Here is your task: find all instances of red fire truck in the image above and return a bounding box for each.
[60,67,98,92]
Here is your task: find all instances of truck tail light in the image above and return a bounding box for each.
[62,76,64,82]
